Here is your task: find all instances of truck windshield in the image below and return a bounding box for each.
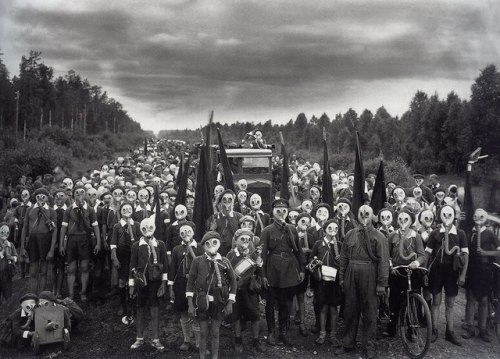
[242,157,269,175]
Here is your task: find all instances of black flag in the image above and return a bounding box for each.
[143,137,148,156]
[279,132,290,201]
[175,154,191,207]
[370,160,387,216]
[216,128,237,193]
[352,131,365,215]
[152,185,164,240]
[322,129,334,208]
[193,145,214,241]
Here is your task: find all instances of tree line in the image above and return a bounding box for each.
[161,64,500,176]
[0,50,142,141]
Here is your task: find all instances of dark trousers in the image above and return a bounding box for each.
[342,262,378,349]
[265,286,294,335]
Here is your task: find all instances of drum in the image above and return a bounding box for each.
[233,257,256,277]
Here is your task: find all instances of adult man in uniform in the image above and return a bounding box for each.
[261,199,305,346]
[337,205,389,358]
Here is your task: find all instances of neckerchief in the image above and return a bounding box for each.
[206,253,223,288]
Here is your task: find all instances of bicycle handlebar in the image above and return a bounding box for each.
[392,265,429,273]
[493,262,500,269]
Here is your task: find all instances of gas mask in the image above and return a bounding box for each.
[435,191,445,203]
[75,181,84,187]
[214,185,224,198]
[288,210,299,224]
[21,299,37,316]
[273,206,288,223]
[117,157,124,165]
[240,220,254,231]
[440,205,455,227]
[250,194,262,211]
[237,191,247,204]
[379,209,393,227]
[138,189,150,204]
[331,174,339,186]
[358,205,373,227]
[412,187,422,200]
[397,212,412,231]
[337,202,350,217]
[297,216,311,232]
[348,176,354,187]
[316,207,329,223]
[255,131,263,141]
[415,178,424,187]
[35,193,48,207]
[102,194,113,206]
[126,190,137,203]
[235,234,251,252]
[0,224,10,240]
[325,222,339,237]
[387,182,396,193]
[74,188,86,204]
[175,204,187,221]
[238,179,248,191]
[186,197,195,215]
[100,179,109,187]
[221,193,234,213]
[112,188,124,203]
[140,218,156,238]
[187,178,194,190]
[107,176,115,186]
[87,188,98,205]
[310,187,320,201]
[120,204,133,219]
[418,210,433,229]
[54,192,66,207]
[21,189,30,203]
[473,208,488,227]
[179,225,194,244]
[63,178,74,190]
[203,237,220,256]
[101,164,109,173]
[393,188,406,202]
[159,192,168,205]
[301,200,313,214]
[152,177,161,187]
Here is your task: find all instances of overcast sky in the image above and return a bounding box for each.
[1,0,499,132]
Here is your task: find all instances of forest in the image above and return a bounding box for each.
[0,51,144,180]
[160,64,500,177]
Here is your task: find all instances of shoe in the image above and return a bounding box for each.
[431,327,438,343]
[130,338,144,349]
[462,324,475,339]
[478,329,491,343]
[330,336,341,348]
[252,339,266,353]
[151,339,165,351]
[179,342,190,351]
[445,331,462,346]
[267,331,276,346]
[299,324,309,336]
[335,347,354,356]
[316,331,326,345]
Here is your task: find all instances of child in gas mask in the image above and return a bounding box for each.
[168,221,204,351]
[186,231,237,359]
[129,218,168,351]
[110,203,141,317]
[334,198,355,243]
[247,194,269,237]
[385,209,426,337]
[310,219,343,346]
[0,222,17,302]
[9,293,38,347]
[226,229,265,354]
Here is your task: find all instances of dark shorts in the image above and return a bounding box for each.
[232,287,260,322]
[116,245,131,281]
[196,302,225,321]
[173,276,189,312]
[137,280,162,308]
[67,234,90,263]
[466,262,494,299]
[27,233,52,262]
[428,261,459,297]
[317,280,343,307]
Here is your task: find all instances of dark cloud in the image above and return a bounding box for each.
[1,1,499,130]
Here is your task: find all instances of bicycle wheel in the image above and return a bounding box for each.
[398,293,432,359]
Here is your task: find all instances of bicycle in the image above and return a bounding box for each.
[392,265,432,359]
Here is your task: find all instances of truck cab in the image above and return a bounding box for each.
[220,148,273,212]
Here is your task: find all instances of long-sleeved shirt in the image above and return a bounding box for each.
[185,253,237,302]
[168,240,204,285]
[128,237,168,286]
[387,230,426,267]
[310,237,342,269]
[338,225,390,288]
[110,219,141,249]
[21,203,56,237]
[226,247,263,288]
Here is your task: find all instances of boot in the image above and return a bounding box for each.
[462,324,475,339]
[445,330,462,346]
[180,318,191,350]
[192,321,201,348]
